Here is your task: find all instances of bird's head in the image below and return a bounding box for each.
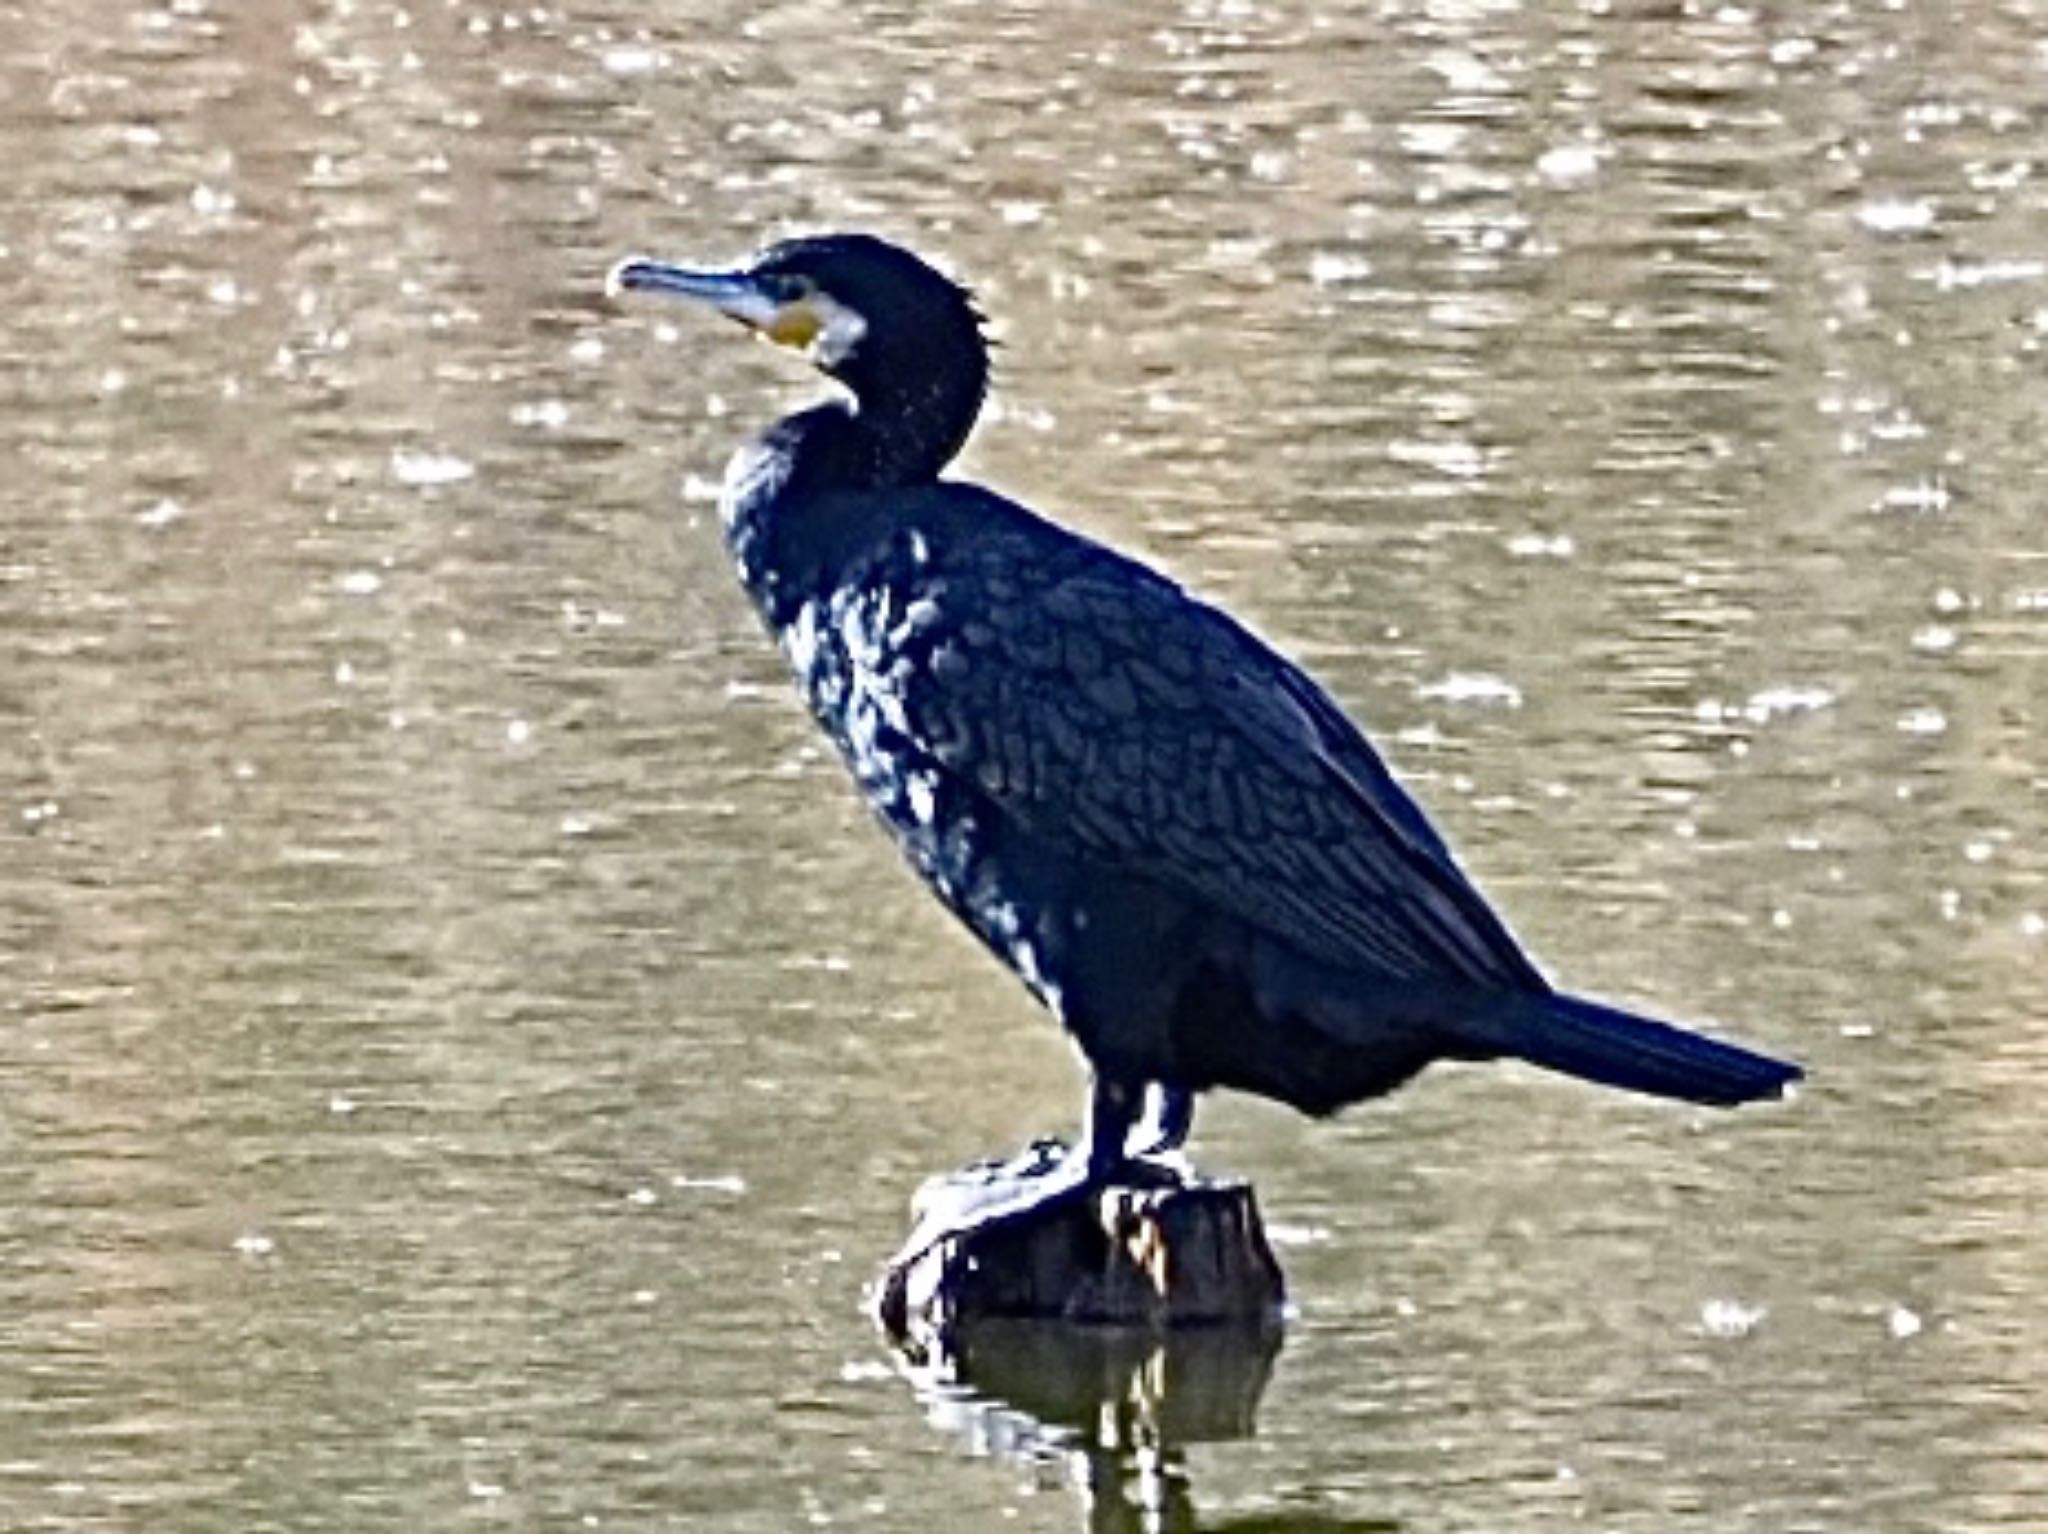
[607,232,986,406]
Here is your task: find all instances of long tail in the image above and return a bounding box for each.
[1467,992,1802,1107]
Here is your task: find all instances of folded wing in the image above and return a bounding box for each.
[871,498,1549,996]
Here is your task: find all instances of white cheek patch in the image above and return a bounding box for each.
[807,292,868,368]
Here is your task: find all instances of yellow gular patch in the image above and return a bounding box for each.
[765,302,824,349]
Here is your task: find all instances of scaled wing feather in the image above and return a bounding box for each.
[881,516,1542,990]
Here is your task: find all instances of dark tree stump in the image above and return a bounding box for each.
[873,1142,1287,1351]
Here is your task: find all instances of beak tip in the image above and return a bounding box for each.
[604,256,650,301]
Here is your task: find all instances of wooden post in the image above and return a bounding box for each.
[874,1143,1287,1350]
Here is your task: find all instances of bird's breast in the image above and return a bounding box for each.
[770,559,1077,1020]
[778,558,973,869]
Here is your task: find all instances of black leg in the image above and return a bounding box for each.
[887,1074,1181,1267]
[1129,1083,1194,1159]
[1082,1075,1142,1181]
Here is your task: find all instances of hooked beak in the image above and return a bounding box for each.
[608,254,869,366]
[607,256,823,348]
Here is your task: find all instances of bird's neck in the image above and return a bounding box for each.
[721,375,983,621]
[845,368,984,487]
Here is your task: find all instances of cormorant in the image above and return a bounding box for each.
[608,233,1800,1235]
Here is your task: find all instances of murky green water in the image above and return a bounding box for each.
[4,2,2045,1529]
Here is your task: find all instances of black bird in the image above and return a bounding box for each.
[609,233,1800,1234]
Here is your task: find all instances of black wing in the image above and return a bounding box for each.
[873,495,1548,992]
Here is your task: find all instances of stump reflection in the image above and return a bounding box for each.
[873,1147,1295,1530]
[890,1314,1285,1534]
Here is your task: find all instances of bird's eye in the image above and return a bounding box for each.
[756,273,814,304]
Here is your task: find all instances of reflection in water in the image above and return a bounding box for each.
[896,1317,1285,1533]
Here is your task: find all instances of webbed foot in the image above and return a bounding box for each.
[886,1078,1198,1269]
[888,1137,1098,1270]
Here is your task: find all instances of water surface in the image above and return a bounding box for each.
[4,2,2046,1529]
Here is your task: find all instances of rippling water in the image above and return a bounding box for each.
[4,2,2045,1529]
